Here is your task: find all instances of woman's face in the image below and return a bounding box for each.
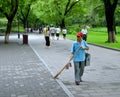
[77,36,82,42]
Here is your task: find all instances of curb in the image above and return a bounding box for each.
[88,43,120,52]
[68,38,120,52]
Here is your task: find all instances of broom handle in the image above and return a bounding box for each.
[53,64,67,78]
[54,47,83,78]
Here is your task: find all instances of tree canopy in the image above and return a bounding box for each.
[0,0,120,43]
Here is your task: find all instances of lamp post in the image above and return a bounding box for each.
[17,13,20,39]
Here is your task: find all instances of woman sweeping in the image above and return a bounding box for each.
[70,32,89,85]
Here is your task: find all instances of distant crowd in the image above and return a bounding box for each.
[43,25,67,48]
[25,25,89,48]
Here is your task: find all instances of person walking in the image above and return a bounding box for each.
[70,32,89,85]
[81,26,88,41]
[50,26,55,40]
[62,27,67,40]
[55,26,61,40]
[44,26,51,48]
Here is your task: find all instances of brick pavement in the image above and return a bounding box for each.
[0,41,70,97]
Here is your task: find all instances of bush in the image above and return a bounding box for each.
[67,24,80,35]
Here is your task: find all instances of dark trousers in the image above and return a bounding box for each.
[45,36,50,46]
[83,34,87,41]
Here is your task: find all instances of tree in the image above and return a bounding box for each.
[0,0,19,43]
[87,0,105,27]
[19,3,31,28]
[18,0,37,29]
[102,0,118,43]
[54,0,80,28]
[32,0,85,28]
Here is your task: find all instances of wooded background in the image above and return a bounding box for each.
[0,0,120,43]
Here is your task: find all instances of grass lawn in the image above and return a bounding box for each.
[67,27,120,50]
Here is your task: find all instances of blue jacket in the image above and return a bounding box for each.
[71,40,89,62]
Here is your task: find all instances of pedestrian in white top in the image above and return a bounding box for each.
[55,26,61,40]
[81,26,88,41]
[62,27,67,39]
[50,26,55,40]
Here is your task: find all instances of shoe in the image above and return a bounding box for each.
[80,79,83,82]
[75,81,80,85]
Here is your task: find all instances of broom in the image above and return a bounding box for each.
[54,46,83,79]
[53,56,73,78]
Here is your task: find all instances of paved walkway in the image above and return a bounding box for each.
[0,34,70,97]
[0,33,120,97]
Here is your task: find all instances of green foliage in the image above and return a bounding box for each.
[0,18,7,33]
[67,24,80,34]
[67,26,120,49]
[11,26,24,32]
[89,27,107,32]
[116,26,120,34]
[0,0,11,13]
[31,0,86,26]
[0,18,7,28]
[87,30,120,49]
[0,0,120,33]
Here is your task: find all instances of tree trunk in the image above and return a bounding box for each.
[108,31,116,42]
[23,21,27,29]
[5,20,12,43]
[105,11,116,43]
[60,18,65,29]
[104,0,118,43]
